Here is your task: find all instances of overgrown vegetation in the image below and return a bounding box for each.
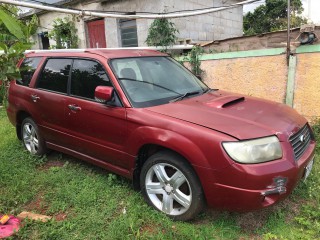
[0,108,319,239]
[146,18,179,52]
[49,16,79,49]
[0,6,38,105]
[243,0,307,35]
[189,45,204,78]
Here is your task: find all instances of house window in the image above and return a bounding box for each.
[119,19,138,47]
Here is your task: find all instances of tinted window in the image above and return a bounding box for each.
[37,59,72,94]
[17,57,42,86]
[71,59,111,100]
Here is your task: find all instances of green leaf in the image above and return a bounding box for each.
[0,9,25,40]
[0,42,8,52]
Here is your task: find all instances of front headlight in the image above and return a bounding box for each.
[222,136,282,164]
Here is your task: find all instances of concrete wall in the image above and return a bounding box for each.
[165,0,243,42]
[31,0,243,49]
[202,55,288,103]
[294,52,320,120]
[183,45,320,122]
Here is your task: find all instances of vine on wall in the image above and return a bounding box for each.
[49,16,79,49]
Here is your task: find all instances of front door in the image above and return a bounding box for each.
[87,19,107,48]
[65,58,128,166]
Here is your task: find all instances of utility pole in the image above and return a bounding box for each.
[287,0,291,65]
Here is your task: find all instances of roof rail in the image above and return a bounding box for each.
[25,49,86,53]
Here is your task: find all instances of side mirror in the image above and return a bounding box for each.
[95,86,114,103]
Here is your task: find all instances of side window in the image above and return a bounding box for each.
[17,57,42,87]
[37,59,72,94]
[71,59,111,100]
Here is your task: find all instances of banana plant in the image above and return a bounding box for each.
[0,7,36,104]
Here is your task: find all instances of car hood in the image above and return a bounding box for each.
[146,90,307,141]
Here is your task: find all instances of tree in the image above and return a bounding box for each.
[243,0,307,35]
[146,18,179,52]
[189,45,204,78]
[0,6,37,104]
[0,4,38,46]
[0,4,20,46]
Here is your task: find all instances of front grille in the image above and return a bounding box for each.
[289,124,312,161]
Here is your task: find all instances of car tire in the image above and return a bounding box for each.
[21,118,46,156]
[140,150,204,221]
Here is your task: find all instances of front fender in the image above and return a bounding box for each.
[125,126,212,169]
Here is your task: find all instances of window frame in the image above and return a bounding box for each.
[118,18,138,47]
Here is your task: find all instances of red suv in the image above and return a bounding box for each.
[6,49,316,221]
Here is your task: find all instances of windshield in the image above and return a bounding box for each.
[110,57,209,108]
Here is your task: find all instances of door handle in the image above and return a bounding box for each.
[68,104,82,112]
[31,94,40,102]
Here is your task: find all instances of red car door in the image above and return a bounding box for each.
[30,58,72,146]
[65,58,130,169]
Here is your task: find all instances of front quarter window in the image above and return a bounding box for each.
[110,57,208,108]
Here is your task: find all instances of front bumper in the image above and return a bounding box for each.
[196,140,316,211]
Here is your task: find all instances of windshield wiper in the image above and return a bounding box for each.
[118,78,180,95]
[170,91,200,103]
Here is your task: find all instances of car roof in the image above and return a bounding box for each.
[25,49,168,59]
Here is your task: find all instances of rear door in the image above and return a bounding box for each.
[31,58,72,146]
[65,58,128,167]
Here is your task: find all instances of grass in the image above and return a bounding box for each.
[0,107,319,240]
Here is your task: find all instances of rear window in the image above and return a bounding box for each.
[17,57,42,87]
[37,58,72,94]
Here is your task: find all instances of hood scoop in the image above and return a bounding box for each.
[205,96,245,108]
